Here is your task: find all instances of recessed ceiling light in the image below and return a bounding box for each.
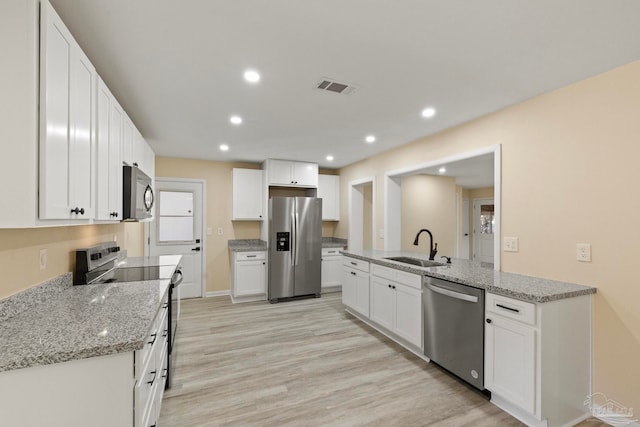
[230,115,242,125]
[438,167,446,174]
[365,135,376,143]
[422,107,436,118]
[243,69,261,83]
[219,144,229,152]
[326,155,334,161]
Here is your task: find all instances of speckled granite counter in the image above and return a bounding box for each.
[322,237,348,249]
[341,250,595,303]
[228,239,267,252]
[228,238,347,251]
[0,256,181,373]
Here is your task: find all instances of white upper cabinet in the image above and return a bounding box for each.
[96,77,123,221]
[232,168,264,220]
[122,113,134,166]
[265,159,318,188]
[39,0,95,220]
[317,174,340,220]
[123,118,154,177]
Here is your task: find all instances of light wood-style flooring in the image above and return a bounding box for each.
[159,292,608,427]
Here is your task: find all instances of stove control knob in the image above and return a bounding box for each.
[90,253,100,261]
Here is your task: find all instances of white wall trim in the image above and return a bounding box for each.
[206,290,230,298]
[348,176,376,252]
[383,144,502,270]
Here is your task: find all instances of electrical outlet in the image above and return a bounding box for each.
[217,227,223,236]
[504,237,519,252]
[207,227,213,236]
[39,249,47,270]
[576,243,591,262]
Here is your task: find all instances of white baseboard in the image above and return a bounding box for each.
[205,290,230,298]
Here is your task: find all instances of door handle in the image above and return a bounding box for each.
[191,247,201,252]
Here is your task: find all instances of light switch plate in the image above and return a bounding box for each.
[504,237,519,252]
[217,227,223,236]
[576,243,591,262]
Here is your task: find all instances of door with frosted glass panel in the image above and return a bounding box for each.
[148,179,203,299]
[473,198,494,264]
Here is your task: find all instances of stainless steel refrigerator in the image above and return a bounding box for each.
[268,197,322,303]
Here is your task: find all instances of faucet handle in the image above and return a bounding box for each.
[441,256,452,264]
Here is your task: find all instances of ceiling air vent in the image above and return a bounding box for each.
[315,78,357,95]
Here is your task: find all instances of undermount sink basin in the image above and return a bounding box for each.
[384,256,445,268]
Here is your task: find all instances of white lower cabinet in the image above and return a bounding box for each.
[484,293,592,427]
[370,265,422,348]
[135,295,169,427]
[230,251,267,302]
[321,248,342,291]
[341,259,370,317]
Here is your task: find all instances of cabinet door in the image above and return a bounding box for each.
[485,315,536,413]
[235,260,267,297]
[318,175,340,220]
[122,114,134,166]
[370,277,394,330]
[109,98,123,219]
[354,271,370,317]
[394,284,422,347]
[68,47,95,219]
[341,267,357,308]
[268,160,293,185]
[39,1,94,220]
[95,79,111,220]
[321,255,342,288]
[232,169,264,220]
[293,162,318,187]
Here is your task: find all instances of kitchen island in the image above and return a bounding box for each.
[0,255,182,427]
[340,249,595,427]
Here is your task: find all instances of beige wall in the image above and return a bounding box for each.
[401,175,456,256]
[337,61,640,411]
[0,223,143,299]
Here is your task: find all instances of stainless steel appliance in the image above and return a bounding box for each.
[74,242,182,389]
[268,197,322,303]
[423,276,485,390]
[122,165,154,221]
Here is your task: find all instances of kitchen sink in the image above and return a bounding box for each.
[384,256,445,268]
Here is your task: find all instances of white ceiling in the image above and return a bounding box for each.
[50,0,640,169]
[417,154,495,189]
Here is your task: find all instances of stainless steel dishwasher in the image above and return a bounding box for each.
[423,276,485,390]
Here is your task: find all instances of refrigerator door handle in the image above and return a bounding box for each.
[294,211,300,266]
[291,210,296,265]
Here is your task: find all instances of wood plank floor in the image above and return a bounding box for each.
[159,293,608,427]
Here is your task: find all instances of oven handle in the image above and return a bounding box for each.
[427,283,478,303]
[171,269,183,287]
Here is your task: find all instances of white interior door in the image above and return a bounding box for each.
[473,198,495,264]
[148,179,204,299]
[461,198,470,259]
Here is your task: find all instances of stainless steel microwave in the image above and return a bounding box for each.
[122,165,154,221]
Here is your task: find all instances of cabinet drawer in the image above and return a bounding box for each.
[236,251,266,261]
[322,248,342,256]
[486,293,536,326]
[394,270,421,290]
[343,257,369,273]
[371,264,394,281]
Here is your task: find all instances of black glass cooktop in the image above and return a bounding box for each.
[96,266,161,284]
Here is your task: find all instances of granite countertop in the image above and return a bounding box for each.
[341,250,596,303]
[228,239,267,252]
[0,256,182,373]
[229,238,348,251]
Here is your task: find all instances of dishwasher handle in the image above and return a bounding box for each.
[427,283,478,303]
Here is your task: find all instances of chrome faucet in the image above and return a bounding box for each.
[413,229,438,260]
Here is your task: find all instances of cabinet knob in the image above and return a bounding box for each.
[486,318,492,324]
[262,262,266,265]
[133,162,139,167]
[70,207,85,215]
[350,271,356,276]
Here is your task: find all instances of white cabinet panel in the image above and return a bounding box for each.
[265,159,318,188]
[370,277,394,330]
[321,250,342,290]
[234,256,267,297]
[342,264,370,317]
[485,314,536,414]
[39,0,95,220]
[318,174,340,220]
[122,114,134,166]
[96,77,122,221]
[232,168,264,220]
[394,284,422,347]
